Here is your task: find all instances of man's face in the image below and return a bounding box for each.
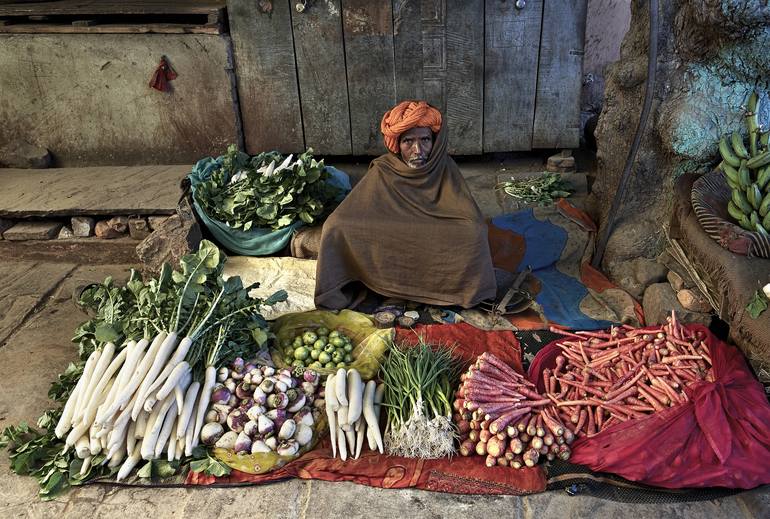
[399,127,433,168]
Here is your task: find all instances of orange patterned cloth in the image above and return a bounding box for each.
[380,100,442,153]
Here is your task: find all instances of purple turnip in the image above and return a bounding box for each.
[262,366,275,377]
[224,379,237,393]
[286,389,299,403]
[201,422,224,445]
[257,415,274,435]
[278,419,296,440]
[253,387,267,405]
[211,385,232,404]
[246,405,266,422]
[215,431,237,450]
[234,431,252,453]
[264,435,277,450]
[294,424,313,447]
[243,420,259,439]
[217,367,229,382]
[267,393,289,410]
[227,408,249,433]
[287,394,306,413]
[235,382,252,400]
[303,370,319,385]
[293,408,314,426]
[277,440,299,457]
[301,381,316,396]
[232,357,245,373]
[251,440,271,454]
[260,378,275,393]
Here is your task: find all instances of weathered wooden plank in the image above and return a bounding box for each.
[0,23,221,34]
[342,0,396,155]
[0,166,189,217]
[0,1,225,16]
[483,0,543,152]
[393,0,423,104]
[531,0,587,149]
[290,0,351,155]
[445,0,483,155]
[228,0,304,153]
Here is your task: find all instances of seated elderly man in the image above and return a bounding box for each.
[314,100,497,309]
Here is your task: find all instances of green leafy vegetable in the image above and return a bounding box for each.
[495,172,572,206]
[747,290,768,319]
[193,145,342,231]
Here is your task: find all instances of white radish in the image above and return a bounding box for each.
[143,336,192,398]
[346,369,363,424]
[176,381,200,439]
[325,375,338,457]
[362,380,383,454]
[175,437,185,461]
[189,365,217,454]
[76,343,115,423]
[337,406,350,431]
[75,436,90,459]
[65,422,90,450]
[71,350,101,426]
[132,332,178,419]
[174,372,191,416]
[79,456,92,477]
[99,432,107,451]
[141,394,173,460]
[81,349,125,426]
[55,370,86,438]
[127,420,137,456]
[167,433,177,461]
[345,427,356,454]
[97,341,137,418]
[117,444,142,481]
[154,400,178,458]
[335,368,348,406]
[101,335,156,423]
[108,448,125,468]
[184,404,199,457]
[135,410,148,439]
[88,424,101,456]
[354,417,365,459]
[128,332,173,420]
[155,361,191,402]
[366,426,376,451]
[337,426,348,461]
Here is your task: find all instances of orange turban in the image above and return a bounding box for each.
[380,100,442,154]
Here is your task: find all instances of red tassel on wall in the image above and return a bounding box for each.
[149,56,178,92]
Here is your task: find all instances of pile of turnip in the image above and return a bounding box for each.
[325,368,384,460]
[200,361,323,457]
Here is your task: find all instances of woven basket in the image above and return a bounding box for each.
[691,169,770,257]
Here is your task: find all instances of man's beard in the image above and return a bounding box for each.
[406,156,426,168]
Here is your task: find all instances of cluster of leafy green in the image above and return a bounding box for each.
[194,145,342,231]
[1,240,285,499]
[495,172,572,206]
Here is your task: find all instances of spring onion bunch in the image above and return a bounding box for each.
[380,337,462,458]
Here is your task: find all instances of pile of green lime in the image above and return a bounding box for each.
[281,327,355,369]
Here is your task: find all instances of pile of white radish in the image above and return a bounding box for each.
[53,330,221,481]
[324,368,384,460]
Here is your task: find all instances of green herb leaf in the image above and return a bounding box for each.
[747,290,768,319]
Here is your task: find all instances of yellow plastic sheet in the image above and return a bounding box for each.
[271,309,393,381]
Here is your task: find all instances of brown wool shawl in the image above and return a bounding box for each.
[314,124,497,309]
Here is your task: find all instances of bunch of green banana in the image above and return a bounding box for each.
[719,90,770,237]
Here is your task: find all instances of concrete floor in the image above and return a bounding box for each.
[1,156,769,517]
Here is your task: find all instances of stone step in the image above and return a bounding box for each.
[0,164,189,218]
[0,236,139,264]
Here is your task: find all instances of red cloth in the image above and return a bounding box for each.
[149,57,177,92]
[187,323,545,494]
[528,324,770,489]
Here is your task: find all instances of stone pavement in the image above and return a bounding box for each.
[1,264,769,517]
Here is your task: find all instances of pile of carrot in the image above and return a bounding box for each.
[454,352,573,469]
[544,311,712,437]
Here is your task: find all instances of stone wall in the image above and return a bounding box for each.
[592,0,770,274]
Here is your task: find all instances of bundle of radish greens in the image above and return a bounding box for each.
[0,240,286,499]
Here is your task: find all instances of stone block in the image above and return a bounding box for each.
[3,221,62,241]
[632,257,668,287]
[0,218,13,239]
[57,226,74,239]
[71,216,95,237]
[643,283,711,326]
[137,197,202,276]
[667,270,686,291]
[95,216,128,239]
[676,288,712,313]
[147,216,169,231]
[0,140,52,169]
[128,217,151,240]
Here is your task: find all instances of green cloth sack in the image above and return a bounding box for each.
[188,156,351,256]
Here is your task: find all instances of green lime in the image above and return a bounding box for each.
[302,332,318,345]
[309,361,323,369]
[292,359,306,368]
[318,351,331,364]
[336,362,347,368]
[332,351,344,363]
[324,361,336,369]
[283,356,293,365]
[343,343,353,353]
[310,349,320,360]
[294,347,310,360]
[324,343,336,354]
[329,337,344,348]
[317,327,329,336]
[293,336,303,347]
[329,330,340,339]
[344,353,353,363]
[313,338,327,349]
